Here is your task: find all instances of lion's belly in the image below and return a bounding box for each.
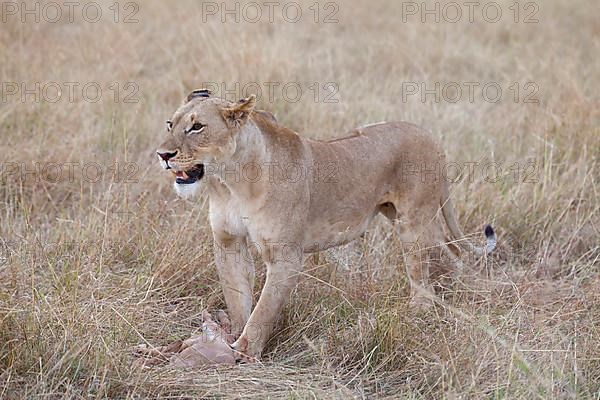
[302,208,379,253]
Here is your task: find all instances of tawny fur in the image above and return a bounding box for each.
[155,91,495,361]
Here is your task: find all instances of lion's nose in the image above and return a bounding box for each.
[157,150,178,162]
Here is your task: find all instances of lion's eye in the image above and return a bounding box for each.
[166,120,173,131]
[186,123,205,134]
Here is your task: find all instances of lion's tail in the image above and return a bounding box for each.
[440,180,496,256]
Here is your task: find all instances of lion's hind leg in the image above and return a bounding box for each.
[400,221,467,306]
[388,196,456,306]
[396,225,436,307]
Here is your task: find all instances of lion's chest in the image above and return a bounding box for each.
[208,197,249,238]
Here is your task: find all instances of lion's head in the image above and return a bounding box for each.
[156,89,257,198]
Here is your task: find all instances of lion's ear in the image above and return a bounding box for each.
[221,95,257,128]
[185,88,212,103]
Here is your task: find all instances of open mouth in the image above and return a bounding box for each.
[173,164,205,185]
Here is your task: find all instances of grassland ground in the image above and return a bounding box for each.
[0,0,598,398]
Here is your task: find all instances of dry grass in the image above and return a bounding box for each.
[1,0,599,398]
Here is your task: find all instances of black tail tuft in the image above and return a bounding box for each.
[484,224,495,238]
[483,224,497,254]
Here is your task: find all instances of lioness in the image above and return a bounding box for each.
[156,89,496,361]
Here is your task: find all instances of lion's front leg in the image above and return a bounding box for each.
[213,232,255,337]
[232,243,303,360]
